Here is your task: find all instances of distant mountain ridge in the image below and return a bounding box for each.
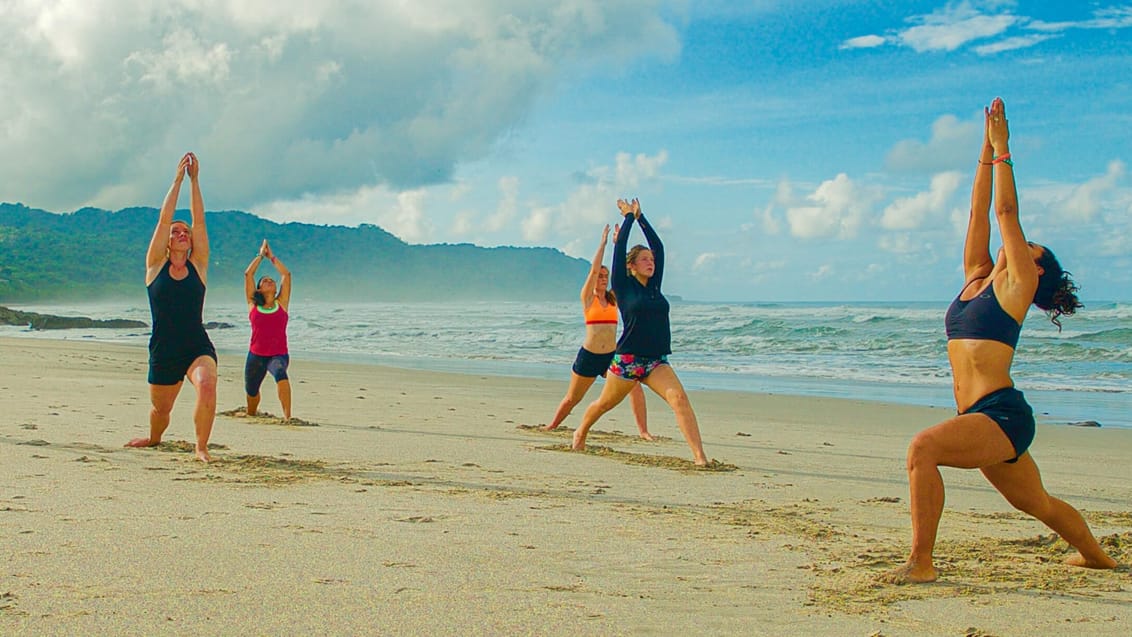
[0,202,589,303]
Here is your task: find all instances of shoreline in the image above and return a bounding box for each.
[4,331,1129,430]
[2,336,1130,635]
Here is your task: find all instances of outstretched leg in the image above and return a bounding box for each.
[545,373,597,430]
[572,375,637,451]
[981,454,1117,570]
[186,355,218,462]
[129,382,182,448]
[640,365,706,465]
[881,413,1017,584]
[628,382,652,440]
[246,392,261,417]
[277,379,292,421]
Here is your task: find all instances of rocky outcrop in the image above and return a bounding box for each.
[0,305,147,330]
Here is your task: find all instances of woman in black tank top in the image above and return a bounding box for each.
[126,152,219,463]
[881,99,1115,584]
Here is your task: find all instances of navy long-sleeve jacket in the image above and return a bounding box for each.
[611,213,671,358]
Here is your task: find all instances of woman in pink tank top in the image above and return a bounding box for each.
[243,239,294,421]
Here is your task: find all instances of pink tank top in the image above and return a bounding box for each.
[249,305,289,356]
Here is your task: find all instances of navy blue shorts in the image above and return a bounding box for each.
[571,347,615,378]
[245,352,290,397]
[962,387,1035,463]
[148,346,217,386]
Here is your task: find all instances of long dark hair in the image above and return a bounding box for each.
[253,276,268,307]
[1033,246,1082,330]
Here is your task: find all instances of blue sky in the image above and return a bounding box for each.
[2,1,1130,301]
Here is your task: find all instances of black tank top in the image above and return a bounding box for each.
[147,260,213,362]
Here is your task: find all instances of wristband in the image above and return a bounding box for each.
[991,153,1011,164]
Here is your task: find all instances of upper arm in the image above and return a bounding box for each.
[638,215,664,286]
[278,275,292,311]
[188,180,208,264]
[244,269,256,303]
[997,211,1038,314]
[146,222,170,272]
[611,216,634,293]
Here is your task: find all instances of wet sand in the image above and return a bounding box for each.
[2,336,1129,635]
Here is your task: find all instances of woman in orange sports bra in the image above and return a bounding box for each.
[543,224,651,439]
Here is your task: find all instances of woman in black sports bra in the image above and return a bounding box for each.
[126,152,219,463]
[883,99,1115,583]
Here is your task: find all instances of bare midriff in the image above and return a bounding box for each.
[582,323,618,355]
[947,338,1016,412]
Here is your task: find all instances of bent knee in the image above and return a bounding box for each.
[905,434,938,471]
[192,373,218,395]
[663,389,690,409]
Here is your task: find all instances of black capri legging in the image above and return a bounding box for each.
[245,352,289,397]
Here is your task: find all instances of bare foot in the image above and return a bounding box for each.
[571,430,586,451]
[542,423,559,431]
[125,437,159,448]
[877,561,938,584]
[1065,552,1118,570]
[639,431,656,441]
[694,457,708,467]
[195,446,212,463]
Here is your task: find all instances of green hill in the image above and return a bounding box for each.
[0,203,588,303]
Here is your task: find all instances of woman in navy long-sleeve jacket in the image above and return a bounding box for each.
[571,198,708,466]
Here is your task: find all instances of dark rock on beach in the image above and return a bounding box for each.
[1067,420,1102,428]
[204,321,235,330]
[0,305,147,330]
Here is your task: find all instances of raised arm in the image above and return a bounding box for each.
[580,225,612,308]
[245,240,267,308]
[265,241,292,312]
[145,154,189,280]
[186,153,209,277]
[634,200,664,289]
[962,107,996,284]
[611,199,636,295]
[987,98,1038,316]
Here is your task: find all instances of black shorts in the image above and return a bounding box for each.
[962,386,1035,463]
[571,347,615,378]
[148,346,218,386]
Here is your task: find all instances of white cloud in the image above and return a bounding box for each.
[878,233,923,255]
[124,29,233,91]
[810,264,833,280]
[485,176,520,232]
[881,171,963,230]
[973,33,1057,55]
[783,174,881,240]
[693,252,719,271]
[887,113,981,173]
[840,34,886,50]
[898,2,1017,52]
[0,1,680,211]
[253,182,433,243]
[1059,160,1125,222]
[1029,7,1132,32]
[521,206,554,242]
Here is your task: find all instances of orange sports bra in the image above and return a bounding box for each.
[584,297,619,325]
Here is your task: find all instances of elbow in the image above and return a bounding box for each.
[994,202,1018,219]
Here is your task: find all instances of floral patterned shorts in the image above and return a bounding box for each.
[609,354,668,381]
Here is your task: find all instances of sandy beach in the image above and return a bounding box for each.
[1,336,1129,636]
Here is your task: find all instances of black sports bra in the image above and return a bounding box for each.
[945,282,1021,348]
